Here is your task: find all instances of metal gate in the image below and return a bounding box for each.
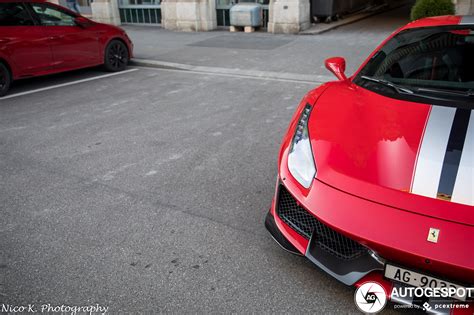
[118,0,161,25]
[216,0,269,28]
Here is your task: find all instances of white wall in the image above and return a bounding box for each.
[454,0,474,14]
[162,0,217,31]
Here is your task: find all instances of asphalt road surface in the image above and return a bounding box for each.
[0,66,418,314]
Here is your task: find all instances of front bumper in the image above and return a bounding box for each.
[266,178,474,312]
[264,211,301,256]
[266,184,385,286]
[268,178,474,284]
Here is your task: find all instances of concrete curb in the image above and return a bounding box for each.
[300,1,412,35]
[131,58,333,84]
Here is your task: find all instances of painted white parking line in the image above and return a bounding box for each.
[137,66,322,85]
[0,68,139,101]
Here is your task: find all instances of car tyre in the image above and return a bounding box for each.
[0,62,11,97]
[103,40,129,72]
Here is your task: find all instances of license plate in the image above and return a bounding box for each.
[384,264,468,301]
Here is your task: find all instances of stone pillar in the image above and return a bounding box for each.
[91,0,121,25]
[268,0,310,34]
[161,0,217,31]
[453,0,474,14]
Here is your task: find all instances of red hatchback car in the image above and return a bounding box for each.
[0,0,133,96]
[266,15,473,312]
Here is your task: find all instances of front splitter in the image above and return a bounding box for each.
[305,233,384,286]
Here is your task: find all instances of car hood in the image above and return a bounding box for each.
[309,82,473,225]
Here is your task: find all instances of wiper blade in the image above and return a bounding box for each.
[360,76,414,94]
[414,87,474,98]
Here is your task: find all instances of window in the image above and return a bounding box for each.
[119,0,161,5]
[0,3,34,26]
[216,0,268,6]
[30,3,76,26]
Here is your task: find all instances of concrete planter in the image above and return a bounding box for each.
[161,0,217,31]
[268,0,311,33]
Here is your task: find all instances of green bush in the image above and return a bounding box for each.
[410,0,455,21]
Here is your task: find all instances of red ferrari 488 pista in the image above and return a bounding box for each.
[266,15,474,313]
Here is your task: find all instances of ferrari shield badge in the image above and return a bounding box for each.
[427,228,440,243]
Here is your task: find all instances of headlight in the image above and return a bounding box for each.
[287,104,316,188]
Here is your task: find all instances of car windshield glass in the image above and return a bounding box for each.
[355,25,474,105]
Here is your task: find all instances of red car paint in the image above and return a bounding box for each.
[0,0,133,80]
[268,15,474,310]
[309,83,473,226]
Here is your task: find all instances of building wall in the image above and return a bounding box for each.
[161,0,217,31]
[91,0,121,25]
[267,0,310,33]
[454,0,474,14]
[52,0,473,31]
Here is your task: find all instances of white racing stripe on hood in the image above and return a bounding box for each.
[411,106,456,198]
[460,15,474,25]
[452,111,474,206]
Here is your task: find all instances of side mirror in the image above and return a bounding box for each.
[325,57,348,81]
[75,16,91,28]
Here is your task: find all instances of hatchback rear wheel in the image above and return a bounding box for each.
[0,63,11,97]
[104,40,129,72]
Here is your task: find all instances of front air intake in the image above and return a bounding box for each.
[277,185,368,261]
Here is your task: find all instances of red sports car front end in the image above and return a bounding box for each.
[266,15,474,313]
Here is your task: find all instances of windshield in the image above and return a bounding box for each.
[354,25,474,107]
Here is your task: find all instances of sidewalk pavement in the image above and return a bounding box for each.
[124,2,413,82]
[301,0,412,35]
